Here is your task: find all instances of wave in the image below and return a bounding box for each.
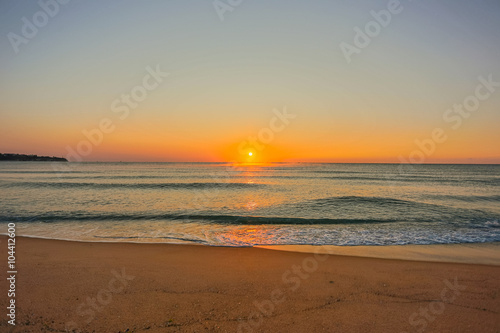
[319,175,500,185]
[293,195,500,210]
[283,196,499,224]
[2,173,498,186]
[0,212,400,225]
[93,235,210,244]
[2,212,499,228]
[299,196,418,206]
[425,194,500,202]
[46,175,179,180]
[291,196,444,211]
[0,181,265,190]
[2,195,497,226]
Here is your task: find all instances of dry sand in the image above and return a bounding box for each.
[1,236,499,332]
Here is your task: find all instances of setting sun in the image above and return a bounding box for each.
[248,152,253,156]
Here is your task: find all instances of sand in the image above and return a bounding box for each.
[258,242,500,265]
[1,236,499,332]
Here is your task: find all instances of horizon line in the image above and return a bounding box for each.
[55,161,500,165]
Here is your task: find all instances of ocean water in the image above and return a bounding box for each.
[0,162,499,247]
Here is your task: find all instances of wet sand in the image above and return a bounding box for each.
[258,242,500,265]
[1,236,499,332]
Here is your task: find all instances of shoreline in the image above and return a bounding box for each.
[258,242,500,266]
[7,235,500,265]
[1,236,499,332]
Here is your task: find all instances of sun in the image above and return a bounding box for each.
[248,152,253,156]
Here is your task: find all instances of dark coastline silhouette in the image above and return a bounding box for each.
[0,153,67,162]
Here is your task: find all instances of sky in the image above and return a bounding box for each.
[1,0,499,163]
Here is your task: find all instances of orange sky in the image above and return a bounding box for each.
[1,1,499,163]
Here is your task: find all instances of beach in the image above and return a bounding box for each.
[1,236,499,332]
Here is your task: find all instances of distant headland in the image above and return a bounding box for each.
[0,153,68,162]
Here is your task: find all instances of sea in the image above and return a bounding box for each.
[0,162,499,247]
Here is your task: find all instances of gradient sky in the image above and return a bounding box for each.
[1,0,499,163]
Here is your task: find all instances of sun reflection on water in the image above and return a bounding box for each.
[214,226,279,246]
